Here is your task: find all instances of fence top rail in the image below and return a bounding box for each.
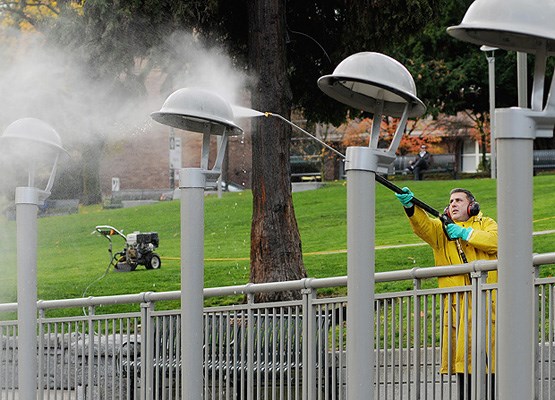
[0,252,553,313]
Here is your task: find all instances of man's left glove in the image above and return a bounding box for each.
[395,187,414,208]
[446,223,473,241]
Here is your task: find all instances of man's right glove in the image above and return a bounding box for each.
[395,187,414,208]
[446,223,473,241]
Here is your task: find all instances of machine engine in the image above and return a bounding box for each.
[95,225,162,272]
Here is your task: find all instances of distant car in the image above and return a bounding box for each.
[220,181,244,192]
[206,181,245,193]
[160,191,175,201]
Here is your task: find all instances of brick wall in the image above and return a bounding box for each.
[99,127,252,196]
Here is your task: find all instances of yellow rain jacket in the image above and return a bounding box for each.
[407,206,498,374]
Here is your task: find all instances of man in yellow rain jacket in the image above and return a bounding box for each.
[396,187,497,399]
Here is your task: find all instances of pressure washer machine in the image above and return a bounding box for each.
[95,225,161,271]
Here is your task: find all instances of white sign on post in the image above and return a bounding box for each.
[170,137,182,169]
[170,137,182,187]
[112,177,120,192]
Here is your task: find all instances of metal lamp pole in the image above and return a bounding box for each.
[1,118,66,400]
[317,52,426,400]
[481,46,498,179]
[448,0,555,398]
[343,146,377,399]
[151,88,242,400]
[495,107,538,398]
[16,186,39,400]
[179,167,206,400]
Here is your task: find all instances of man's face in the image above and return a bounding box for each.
[449,192,470,222]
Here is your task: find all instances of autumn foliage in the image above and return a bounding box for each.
[336,110,490,158]
[339,116,442,155]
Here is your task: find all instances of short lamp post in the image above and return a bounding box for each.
[317,52,426,400]
[448,1,555,398]
[151,88,243,400]
[0,118,67,400]
[480,45,498,179]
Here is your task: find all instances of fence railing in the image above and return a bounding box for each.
[0,252,554,399]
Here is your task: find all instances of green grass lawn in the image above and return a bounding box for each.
[1,175,554,312]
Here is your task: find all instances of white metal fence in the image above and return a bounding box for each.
[0,252,554,399]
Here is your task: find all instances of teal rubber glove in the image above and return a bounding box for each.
[395,187,414,208]
[446,223,473,241]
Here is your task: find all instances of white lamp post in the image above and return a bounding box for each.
[151,88,243,400]
[0,118,67,400]
[480,45,498,179]
[317,52,426,400]
[448,1,555,398]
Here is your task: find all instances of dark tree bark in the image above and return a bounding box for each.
[247,0,306,302]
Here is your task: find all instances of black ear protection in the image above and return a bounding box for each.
[467,200,480,217]
[444,189,480,218]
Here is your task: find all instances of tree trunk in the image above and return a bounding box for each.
[248,0,307,302]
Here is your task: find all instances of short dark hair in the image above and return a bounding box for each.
[450,188,476,202]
